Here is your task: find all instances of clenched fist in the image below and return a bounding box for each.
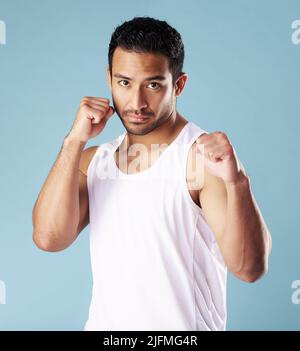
[196,131,246,184]
[67,96,115,143]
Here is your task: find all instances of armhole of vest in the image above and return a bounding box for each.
[181,129,228,268]
[86,145,102,196]
[180,129,208,215]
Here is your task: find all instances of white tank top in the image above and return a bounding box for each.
[84,121,227,331]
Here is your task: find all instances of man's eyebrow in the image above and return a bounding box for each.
[113,73,167,81]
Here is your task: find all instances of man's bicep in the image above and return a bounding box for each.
[199,169,227,244]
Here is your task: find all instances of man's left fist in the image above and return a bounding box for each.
[196,131,246,184]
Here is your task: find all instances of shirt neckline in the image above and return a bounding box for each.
[111,121,190,178]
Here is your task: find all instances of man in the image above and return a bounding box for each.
[32,16,272,331]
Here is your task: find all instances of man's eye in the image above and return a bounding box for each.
[119,80,129,87]
[148,82,160,89]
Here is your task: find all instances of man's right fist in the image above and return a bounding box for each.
[67,96,115,143]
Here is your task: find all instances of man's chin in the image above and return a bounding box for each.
[123,119,156,135]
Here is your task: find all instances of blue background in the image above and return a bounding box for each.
[0,0,299,330]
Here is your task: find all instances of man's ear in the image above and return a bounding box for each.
[107,65,112,90]
[174,72,188,97]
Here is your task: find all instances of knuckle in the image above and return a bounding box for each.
[80,102,89,110]
[80,98,89,106]
[216,131,227,140]
[225,143,233,153]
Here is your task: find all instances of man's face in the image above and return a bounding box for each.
[107,47,179,135]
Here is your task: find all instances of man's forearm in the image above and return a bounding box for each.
[221,173,271,281]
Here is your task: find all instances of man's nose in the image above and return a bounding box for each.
[130,88,148,112]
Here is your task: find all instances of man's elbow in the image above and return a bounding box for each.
[234,262,269,283]
[238,270,267,283]
[33,230,71,252]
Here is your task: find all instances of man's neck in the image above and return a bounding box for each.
[123,111,188,152]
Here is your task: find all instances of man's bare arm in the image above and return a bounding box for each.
[32,96,115,252]
[197,131,272,282]
[32,137,86,251]
[200,169,272,282]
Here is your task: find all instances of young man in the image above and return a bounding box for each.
[32,16,272,331]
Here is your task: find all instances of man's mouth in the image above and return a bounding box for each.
[127,114,151,122]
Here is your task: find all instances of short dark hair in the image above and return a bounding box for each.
[108,16,185,86]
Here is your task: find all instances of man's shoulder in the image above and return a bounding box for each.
[78,132,124,175]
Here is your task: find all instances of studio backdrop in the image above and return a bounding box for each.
[0,0,299,330]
